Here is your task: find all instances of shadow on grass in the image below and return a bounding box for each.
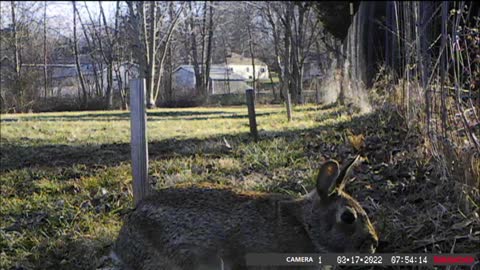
[0,131,276,171]
[0,109,389,172]
[0,110,282,122]
[0,111,226,122]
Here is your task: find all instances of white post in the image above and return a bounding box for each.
[130,78,150,205]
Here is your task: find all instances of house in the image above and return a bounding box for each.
[50,58,139,97]
[172,65,250,99]
[217,53,270,82]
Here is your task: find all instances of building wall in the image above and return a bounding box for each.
[101,64,140,93]
[227,64,270,81]
[49,63,139,97]
[172,65,262,101]
[211,80,250,95]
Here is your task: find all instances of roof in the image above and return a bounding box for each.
[50,62,139,80]
[218,52,267,66]
[173,65,246,81]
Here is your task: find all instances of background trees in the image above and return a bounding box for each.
[0,1,333,110]
[1,1,478,141]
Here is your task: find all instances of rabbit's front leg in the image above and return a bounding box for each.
[196,256,234,270]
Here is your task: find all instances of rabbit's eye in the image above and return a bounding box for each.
[341,209,356,224]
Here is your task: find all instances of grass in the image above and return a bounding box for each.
[0,104,348,269]
[1,104,478,269]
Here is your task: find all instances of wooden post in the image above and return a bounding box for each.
[130,78,150,205]
[246,89,258,141]
[286,92,292,122]
[315,79,320,104]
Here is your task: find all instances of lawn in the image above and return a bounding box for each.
[1,104,478,269]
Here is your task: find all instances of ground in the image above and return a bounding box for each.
[1,104,478,270]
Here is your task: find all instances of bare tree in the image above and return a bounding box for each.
[72,1,88,108]
[203,1,214,93]
[11,1,21,109]
[126,1,184,108]
[263,3,283,96]
[247,23,256,92]
[125,1,154,107]
[187,2,204,97]
[99,1,115,108]
[43,1,48,99]
[75,4,102,97]
[153,2,185,103]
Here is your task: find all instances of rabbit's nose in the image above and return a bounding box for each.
[360,236,378,253]
[371,237,379,251]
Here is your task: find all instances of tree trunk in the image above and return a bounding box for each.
[201,1,207,93]
[282,5,293,104]
[264,4,284,101]
[113,63,125,109]
[11,1,22,109]
[189,2,204,98]
[338,39,346,105]
[221,36,231,94]
[99,2,114,109]
[146,2,157,108]
[165,46,172,102]
[153,2,184,104]
[247,25,256,94]
[76,6,102,97]
[290,3,306,104]
[420,1,433,134]
[43,2,48,99]
[204,2,214,93]
[72,1,88,109]
[106,66,113,108]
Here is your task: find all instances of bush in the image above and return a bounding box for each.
[29,96,108,112]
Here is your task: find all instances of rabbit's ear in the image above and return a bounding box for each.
[316,160,340,199]
[335,155,361,192]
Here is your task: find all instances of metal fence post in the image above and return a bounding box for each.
[130,78,150,205]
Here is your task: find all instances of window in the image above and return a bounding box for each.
[260,68,266,73]
[246,67,250,72]
[228,67,233,72]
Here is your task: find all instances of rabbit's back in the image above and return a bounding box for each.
[113,186,297,269]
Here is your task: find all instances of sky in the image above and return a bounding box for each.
[47,1,119,35]
[1,1,119,36]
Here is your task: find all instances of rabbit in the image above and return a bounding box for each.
[111,155,378,270]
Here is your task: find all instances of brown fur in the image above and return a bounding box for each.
[113,158,378,270]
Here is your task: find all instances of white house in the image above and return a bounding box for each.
[172,65,250,98]
[219,53,270,82]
